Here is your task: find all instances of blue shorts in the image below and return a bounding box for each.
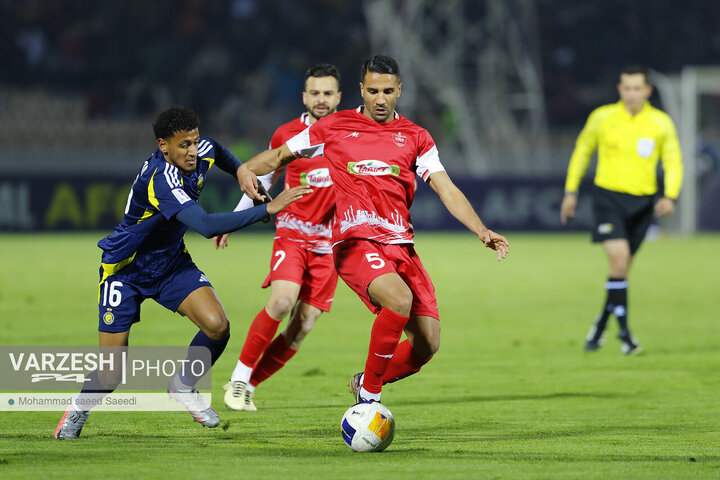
[97,254,212,333]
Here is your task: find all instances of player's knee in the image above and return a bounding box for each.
[378,285,412,315]
[285,311,318,347]
[417,330,441,358]
[204,313,230,341]
[386,294,412,316]
[297,315,317,338]
[426,335,440,356]
[266,295,295,319]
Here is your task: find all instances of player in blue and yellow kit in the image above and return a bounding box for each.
[55,106,311,439]
[560,66,683,355]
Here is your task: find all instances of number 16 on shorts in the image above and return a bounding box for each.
[101,281,124,307]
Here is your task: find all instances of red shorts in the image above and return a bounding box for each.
[262,236,338,312]
[333,239,439,319]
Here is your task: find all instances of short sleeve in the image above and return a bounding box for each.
[150,163,197,219]
[286,125,326,158]
[415,130,445,182]
[269,128,286,150]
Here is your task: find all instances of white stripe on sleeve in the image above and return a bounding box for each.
[285,127,324,158]
[415,145,445,182]
[163,163,182,188]
[198,140,212,157]
[233,172,275,211]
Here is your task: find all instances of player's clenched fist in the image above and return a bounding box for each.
[237,164,262,201]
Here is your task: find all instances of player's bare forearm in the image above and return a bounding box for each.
[245,145,295,176]
[428,172,509,260]
[238,145,296,200]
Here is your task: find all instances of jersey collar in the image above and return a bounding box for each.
[300,111,311,126]
[356,105,400,121]
[617,100,651,117]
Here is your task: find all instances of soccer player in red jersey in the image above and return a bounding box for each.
[217,65,342,410]
[237,55,509,404]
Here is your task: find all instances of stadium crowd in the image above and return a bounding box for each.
[4,0,720,133]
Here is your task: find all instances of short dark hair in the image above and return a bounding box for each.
[153,106,200,140]
[360,55,400,82]
[304,63,341,88]
[620,65,650,84]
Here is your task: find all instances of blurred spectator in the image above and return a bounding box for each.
[1,0,719,142]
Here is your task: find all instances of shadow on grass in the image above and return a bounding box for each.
[252,391,626,411]
[395,391,625,407]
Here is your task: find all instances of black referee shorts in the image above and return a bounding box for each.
[591,186,655,255]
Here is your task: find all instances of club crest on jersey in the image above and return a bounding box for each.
[196,174,205,193]
[300,168,333,187]
[347,160,400,176]
[392,132,407,147]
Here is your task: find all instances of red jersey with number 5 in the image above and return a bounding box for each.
[270,112,335,254]
[285,107,445,246]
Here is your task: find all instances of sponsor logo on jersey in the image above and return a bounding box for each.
[392,132,407,147]
[368,411,392,440]
[102,311,115,325]
[598,223,614,234]
[300,168,333,187]
[347,160,400,176]
[344,131,360,139]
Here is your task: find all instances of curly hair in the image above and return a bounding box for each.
[152,106,200,140]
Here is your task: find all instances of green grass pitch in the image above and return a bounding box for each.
[0,232,718,479]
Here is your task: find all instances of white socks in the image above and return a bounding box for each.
[230,361,253,383]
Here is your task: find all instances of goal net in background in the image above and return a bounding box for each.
[652,66,720,234]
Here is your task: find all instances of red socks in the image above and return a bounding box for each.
[362,308,410,394]
[249,335,297,386]
[381,339,430,384]
[239,308,281,367]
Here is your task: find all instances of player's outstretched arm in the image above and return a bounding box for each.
[427,171,509,261]
[266,184,311,215]
[214,173,280,249]
[177,185,309,239]
[238,144,297,201]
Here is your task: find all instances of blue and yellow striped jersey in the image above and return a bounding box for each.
[97,137,236,284]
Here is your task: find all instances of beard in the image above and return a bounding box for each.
[309,105,334,121]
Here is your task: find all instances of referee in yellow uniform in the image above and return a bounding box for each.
[560,66,683,355]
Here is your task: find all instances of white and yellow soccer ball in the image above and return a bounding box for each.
[340,401,395,452]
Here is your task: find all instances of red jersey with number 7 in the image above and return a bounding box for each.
[270,112,335,254]
[285,107,445,246]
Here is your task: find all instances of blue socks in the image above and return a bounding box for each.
[180,330,229,387]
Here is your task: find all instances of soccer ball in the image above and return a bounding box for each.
[340,401,395,452]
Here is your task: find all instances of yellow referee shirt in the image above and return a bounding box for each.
[564,101,683,199]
